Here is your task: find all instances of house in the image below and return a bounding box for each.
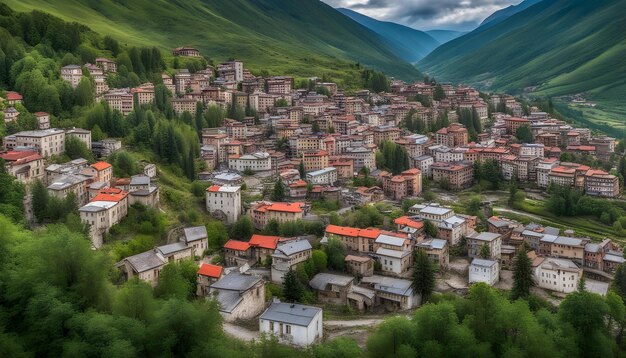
[206,185,242,224]
[79,188,129,248]
[271,239,313,283]
[345,255,374,277]
[306,167,338,185]
[416,238,449,268]
[61,64,82,88]
[89,161,113,184]
[66,127,92,149]
[249,201,305,230]
[259,301,323,347]
[360,275,420,310]
[34,112,50,129]
[533,257,582,294]
[249,234,281,263]
[117,250,166,287]
[6,91,22,105]
[469,259,499,286]
[210,272,265,322]
[197,263,223,296]
[0,151,44,184]
[394,216,425,237]
[324,225,381,253]
[431,161,473,190]
[4,107,19,122]
[224,240,255,267]
[228,152,272,172]
[309,273,354,305]
[181,226,209,257]
[4,128,65,157]
[467,232,502,260]
[47,173,91,206]
[539,235,586,265]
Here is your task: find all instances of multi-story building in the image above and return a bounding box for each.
[171,98,198,114]
[4,128,65,157]
[249,201,305,230]
[103,90,134,116]
[217,60,244,82]
[66,127,92,149]
[533,257,582,294]
[34,112,50,129]
[302,150,329,173]
[435,124,468,148]
[205,185,242,224]
[0,151,44,184]
[469,258,499,286]
[380,168,422,200]
[266,76,293,94]
[172,46,201,57]
[228,152,272,172]
[131,84,156,105]
[344,146,376,172]
[79,188,129,248]
[431,162,473,190]
[467,232,502,260]
[271,239,313,283]
[585,169,619,198]
[306,167,338,185]
[96,57,117,73]
[61,64,82,88]
[539,235,587,264]
[324,225,381,253]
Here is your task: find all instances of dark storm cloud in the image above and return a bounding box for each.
[322,0,519,31]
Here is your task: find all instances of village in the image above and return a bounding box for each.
[1,45,625,348]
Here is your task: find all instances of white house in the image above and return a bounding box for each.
[306,167,338,185]
[534,257,582,294]
[210,272,266,322]
[469,258,500,286]
[228,152,272,172]
[259,301,323,347]
[205,185,242,224]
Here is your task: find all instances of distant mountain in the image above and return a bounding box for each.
[425,30,466,44]
[479,0,543,28]
[338,8,440,62]
[4,0,420,81]
[419,0,626,104]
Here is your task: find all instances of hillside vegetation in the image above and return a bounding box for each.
[419,0,626,108]
[5,0,420,85]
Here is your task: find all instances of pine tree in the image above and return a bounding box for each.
[479,244,490,259]
[412,250,435,302]
[511,246,535,300]
[270,178,286,202]
[299,161,305,179]
[31,180,48,223]
[283,269,304,302]
[612,264,626,300]
[424,219,438,237]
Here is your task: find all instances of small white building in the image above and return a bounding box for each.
[534,257,582,294]
[469,258,499,286]
[306,167,338,185]
[259,301,323,347]
[205,185,242,224]
[228,152,272,172]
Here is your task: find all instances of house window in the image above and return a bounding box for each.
[285,325,291,334]
[269,321,274,331]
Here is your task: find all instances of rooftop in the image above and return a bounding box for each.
[260,301,321,327]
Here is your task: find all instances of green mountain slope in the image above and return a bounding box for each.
[479,0,543,28]
[337,8,440,62]
[4,0,420,81]
[418,0,626,104]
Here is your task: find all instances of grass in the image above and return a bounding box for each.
[502,199,619,243]
[5,0,420,85]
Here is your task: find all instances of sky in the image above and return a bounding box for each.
[321,0,520,31]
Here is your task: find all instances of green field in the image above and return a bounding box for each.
[501,199,620,243]
[5,0,420,86]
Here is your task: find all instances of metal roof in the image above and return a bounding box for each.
[309,273,353,290]
[260,302,321,327]
[183,226,208,242]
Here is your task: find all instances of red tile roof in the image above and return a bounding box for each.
[326,224,360,237]
[249,234,281,249]
[266,202,303,213]
[6,91,22,101]
[207,185,221,192]
[197,263,223,278]
[224,240,251,251]
[91,188,128,203]
[91,161,112,171]
[394,216,424,230]
[0,151,42,163]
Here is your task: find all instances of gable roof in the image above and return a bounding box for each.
[249,234,280,250]
[197,263,223,278]
[260,302,321,327]
[184,226,208,242]
[91,161,112,171]
[224,240,251,251]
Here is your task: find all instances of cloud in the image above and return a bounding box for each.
[322,0,518,31]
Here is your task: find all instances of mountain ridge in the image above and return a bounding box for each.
[3,0,421,82]
[337,8,440,62]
